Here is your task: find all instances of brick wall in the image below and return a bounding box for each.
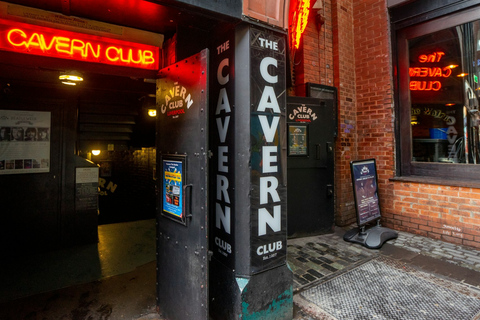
[390,182,480,249]
[292,0,480,250]
[352,0,395,226]
[332,0,357,225]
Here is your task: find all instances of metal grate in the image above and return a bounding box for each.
[300,257,480,320]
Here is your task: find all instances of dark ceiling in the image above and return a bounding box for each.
[0,0,226,97]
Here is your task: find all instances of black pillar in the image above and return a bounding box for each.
[209,22,292,319]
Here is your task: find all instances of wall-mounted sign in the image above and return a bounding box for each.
[0,19,159,70]
[350,159,381,226]
[250,27,287,273]
[288,104,318,122]
[290,0,311,49]
[162,155,186,225]
[0,110,51,175]
[75,167,99,211]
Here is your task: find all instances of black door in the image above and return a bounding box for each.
[286,95,336,237]
[156,49,209,320]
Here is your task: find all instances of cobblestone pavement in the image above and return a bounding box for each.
[289,225,480,320]
[288,226,480,292]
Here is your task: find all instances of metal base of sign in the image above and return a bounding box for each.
[343,224,398,249]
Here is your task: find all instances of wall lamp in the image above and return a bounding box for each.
[92,150,101,156]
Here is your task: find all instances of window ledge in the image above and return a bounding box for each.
[390,176,480,189]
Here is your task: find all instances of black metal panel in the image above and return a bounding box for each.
[389,0,480,28]
[156,50,209,320]
[287,96,335,238]
[249,26,288,273]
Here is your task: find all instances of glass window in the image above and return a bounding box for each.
[396,8,480,182]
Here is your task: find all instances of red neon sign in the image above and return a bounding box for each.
[409,51,454,92]
[291,0,311,49]
[0,19,159,70]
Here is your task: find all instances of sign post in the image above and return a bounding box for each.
[344,159,398,249]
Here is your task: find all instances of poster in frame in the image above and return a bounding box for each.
[350,158,382,226]
[288,123,309,156]
[161,154,187,225]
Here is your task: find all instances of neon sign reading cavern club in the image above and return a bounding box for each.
[0,19,159,70]
[409,51,457,91]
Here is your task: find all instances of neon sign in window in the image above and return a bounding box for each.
[0,19,159,70]
[409,51,455,91]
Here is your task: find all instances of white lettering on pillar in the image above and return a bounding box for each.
[258,206,281,236]
[216,203,231,234]
[256,56,282,238]
[259,176,280,204]
[215,48,232,236]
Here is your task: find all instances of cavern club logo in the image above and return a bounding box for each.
[159,82,194,118]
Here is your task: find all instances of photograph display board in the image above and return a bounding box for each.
[162,155,186,225]
[0,110,51,175]
[350,159,381,226]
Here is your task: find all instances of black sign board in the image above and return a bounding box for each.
[209,29,236,269]
[249,27,287,273]
[350,159,381,226]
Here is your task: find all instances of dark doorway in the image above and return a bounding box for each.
[286,93,336,238]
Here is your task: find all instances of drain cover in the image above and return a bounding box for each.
[300,257,480,320]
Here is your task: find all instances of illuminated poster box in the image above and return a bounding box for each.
[0,18,159,70]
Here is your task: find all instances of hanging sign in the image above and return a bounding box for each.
[0,19,159,70]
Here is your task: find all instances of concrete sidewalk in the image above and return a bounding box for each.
[1,220,480,319]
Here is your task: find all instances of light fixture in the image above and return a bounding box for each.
[148,109,157,117]
[92,150,101,156]
[59,70,83,85]
[411,115,418,126]
[457,72,468,77]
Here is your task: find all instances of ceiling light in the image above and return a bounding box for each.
[148,109,157,117]
[59,70,83,85]
[61,81,77,86]
[92,150,101,156]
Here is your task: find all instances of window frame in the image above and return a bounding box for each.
[394,6,480,185]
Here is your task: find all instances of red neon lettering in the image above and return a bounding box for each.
[40,34,55,51]
[292,0,311,49]
[27,33,42,49]
[86,42,100,58]
[409,67,452,78]
[410,81,441,91]
[3,24,158,70]
[442,67,452,77]
[419,51,445,63]
[7,29,26,46]
[143,50,155,65]
[70,39,85,56]
[55,36,70,54]
[106,46,119,62]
